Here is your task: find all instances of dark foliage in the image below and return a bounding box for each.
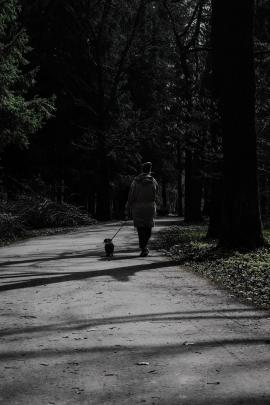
[0,197,96,244]
[0,0,269,249]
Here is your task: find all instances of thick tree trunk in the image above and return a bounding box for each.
[176,141,183,216]
[207,123,223,238]
[184,149,203,222]
[212,0,264,248]
[207,176,223,238]
[202,180,211,217]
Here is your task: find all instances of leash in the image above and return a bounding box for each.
[111,219,128,241]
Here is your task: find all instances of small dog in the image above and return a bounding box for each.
[104,238,114,258]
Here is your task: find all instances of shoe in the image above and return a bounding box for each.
[140,248,149,257]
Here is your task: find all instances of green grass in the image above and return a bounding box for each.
[155,224,270,310]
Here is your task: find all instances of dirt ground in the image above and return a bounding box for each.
[0,218,270,405]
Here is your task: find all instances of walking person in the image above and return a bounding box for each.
[126,162,159,257]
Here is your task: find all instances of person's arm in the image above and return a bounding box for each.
[153,179,159,202]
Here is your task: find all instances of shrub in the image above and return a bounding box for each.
[0,196,96,244]
[19,199,95,228]
[0,213,26,242]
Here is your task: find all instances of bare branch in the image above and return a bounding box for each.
[106,0,146,113]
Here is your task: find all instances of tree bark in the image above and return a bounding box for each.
[176,140,183,216]
[212,0,264,248]
[184,149,203,222]
[162,179,168,213]
[96,170,111,220]
[206,175,223,238]
[95,129,112,221]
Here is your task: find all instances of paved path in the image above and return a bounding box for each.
[0,218,270,405]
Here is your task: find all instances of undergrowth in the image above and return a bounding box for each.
[0,196,96,245]
[155,224,270,310]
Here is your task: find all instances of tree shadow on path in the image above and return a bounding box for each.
[0,260,177,292]
[0,246,139,268]
[0,308,268,339]
[1,335,270,361]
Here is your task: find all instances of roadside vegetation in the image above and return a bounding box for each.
[154,224,270,310]
[0,197,96,246]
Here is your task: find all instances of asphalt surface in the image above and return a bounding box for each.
[0,218,270,405]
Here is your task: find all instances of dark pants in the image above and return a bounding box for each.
[137,226,152,250]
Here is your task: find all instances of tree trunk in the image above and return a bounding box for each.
[207,176,223,238]
[212,0,264,248]
[96,165,111,220]
[207,123,223,238]
[95,136,112,220]
[176,140,183,216]
[177,172,183,217]
[184,149,203,222]
[162,179,167,212]
[202,180,211,217]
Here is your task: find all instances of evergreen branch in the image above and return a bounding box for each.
[0,29,24,55]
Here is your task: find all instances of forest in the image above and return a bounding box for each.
[0,0,270,249]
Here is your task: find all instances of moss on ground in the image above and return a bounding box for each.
[154,224,270,310]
